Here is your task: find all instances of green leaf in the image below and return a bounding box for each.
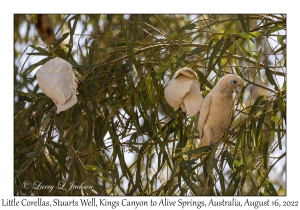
[55,14,71,36]
[69,59,96,69]
[262,142,268,169]
[15,161,34,175]
[29,45,50,53]
[216,38,232,69]
[45,143,69,172]
[156,62,170,79]
[255,47,263,70]
[26,52,52,56]
[268,182,278,195]
[207,142,220,175]
[85,165,111,176]
[107,14,113,24]
[18,95,34,102]
[224,150,233,170]
[85,45,106,52]
[133,14,139,45]
[16,144,35,154]
[179,23,196,33]
[207,38,224,73]
[265,66,278,89]
[24,57,52,74]
[268,26,284,34]
[224,20,235,34]
[238,14,248,32]
[277,35,286,43]
[52,32,70,49]
[255,114,265,143]
[249,95,265,115]
[174,146,210,157]
[239,31,261,39]
[248,174,258,195]
[190,47,203,55]
[68,15,80,53]
[231,38,248,65]
[273,44,286,54]
[166,32,179,41]
[238,40,252,57]
[233,124,245,159]
[119,15,129,48]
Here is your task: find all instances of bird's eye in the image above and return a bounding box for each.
[231,80,237,86]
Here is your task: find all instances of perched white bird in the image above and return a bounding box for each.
[197,74,243,148]
[36,57,79,114]
[164,67,203,117]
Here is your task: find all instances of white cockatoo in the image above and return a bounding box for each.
[197,74,243,148]
[36,57,79,114]
[164,67,203,117]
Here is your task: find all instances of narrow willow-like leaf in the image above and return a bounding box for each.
[230,37,247,62]
[273,44,286,54]
[233,124,245,160]
[232,176,241,195]
[255,48,263,71]
[277,35,286,43]
[44,156,59,182]
[156,61,170,79]
[277,126,283,150]
[237,39,252,57]
[45,143,69,172]
[255,113,265,143]
[224,20,236,34]
[26,52,52,56]
[238,14,248,32]
[224,149,234,170]
[206,142,220,176]
[29,45,48,52]
[179,23,196,33]
[249,95,265,115]
[248,174,258,195]
[52,32,69,49]
[174,146,210,157]
[268,182,278,195]
[68,15,80,53]
[85,165,112,177]
[265,66,278,89]
[239,31,261,39]
[263,142,268,169]
[24,57,52,74]
[74,158,84,184]
[207,38,224,73]
[88,39,96,64]
[227,163,244,191]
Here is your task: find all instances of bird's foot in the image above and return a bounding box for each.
[51,106,60,118]
[223,128,234,135]
[177,108,187,118]
[209,140,215,148]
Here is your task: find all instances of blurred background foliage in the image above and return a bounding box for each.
[14,14,286,195]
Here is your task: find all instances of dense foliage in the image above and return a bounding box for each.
[14,14,286,195]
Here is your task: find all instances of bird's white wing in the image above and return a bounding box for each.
[164,75,193,110]
[36,60,59,104]
[56,94,77,114]
[51,58,75,104]
[198,95,212,138]
[36,58,78,113]
[177,68,197,79]
[182,79,203,117]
